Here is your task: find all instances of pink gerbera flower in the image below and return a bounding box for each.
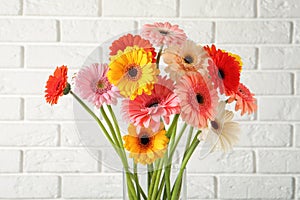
[109,34,156,62]
[175,72,218,129]
[141,22,187,47]
[122,76,181,131]
[75,63,119,108]
[227,83,257,116]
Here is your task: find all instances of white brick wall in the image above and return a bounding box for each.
[0,0,299,199]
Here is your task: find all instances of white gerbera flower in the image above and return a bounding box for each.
[198,101,240,152]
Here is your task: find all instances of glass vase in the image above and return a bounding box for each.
[123,167,187,200]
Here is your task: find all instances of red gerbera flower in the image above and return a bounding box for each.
[45,65,69,105]
[175,72,218,129]
[109,34,156,62]
[228,83,257,116]
[204,45,241,95]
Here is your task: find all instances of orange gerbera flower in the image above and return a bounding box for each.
[45,65,69,105]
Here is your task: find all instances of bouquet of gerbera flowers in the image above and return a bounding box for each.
[45,22,257,199]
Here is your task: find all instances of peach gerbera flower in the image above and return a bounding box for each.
[141,22,187,46]
[175,72,218,129]
[163,40,209,82]
[228,83,257,116]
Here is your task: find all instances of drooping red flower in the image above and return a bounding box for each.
[109,34,156,62]
[204,45,241,95]
[228,83,257,116]
[45,65,69,105]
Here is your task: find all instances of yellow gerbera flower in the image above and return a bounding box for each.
[108,46,159,100]
[123,123,169,165]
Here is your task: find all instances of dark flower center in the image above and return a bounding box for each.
[196,93,204,104]
[211,121,219,130]
[183,55,194,64]
[128,67,138,78]
[140,134,150,145]
[218,69,225,79]
[159,30,169,36]
[145,98,160,108]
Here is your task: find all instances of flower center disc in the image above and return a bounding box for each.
[211,121,219,130]
[218,69,225,79]
[183,55,194,64]
[97,80,105,89]
[159,30,169,36]
[128,67,138,78]
[196,93,204,104]
[140,134,150,145]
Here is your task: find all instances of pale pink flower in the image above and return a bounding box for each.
[122,76,180,131]
[141,22,187,46]
[75,63,119,108]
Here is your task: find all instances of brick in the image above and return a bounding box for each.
[102,0,176,17]
[61,20,135,43]
[0,19,57,42]
[0,98,22,120]
[238,124,292,147]
[24,149,99,172]
[260,0,300,17]
[241,72,293,95]
[140,20,214,43]
[0,71,50,94]
[188,150,254,173]
[0,46,22,68]
[297,177,300,199]
[258,150,300,173]
[216,21,291,44]
[0,0,21,15]
[62,175,122,198]
[0,123,58,146]
[218,46,257,70]
[25,97,94,120]
[187,176,215,199]
[219,176,293,199]
[260,47,300,69]
[260,97,300,121]
[0,150,21,172]
[26,45,99,69]
[101,147,123,172]
[0,176,59,198]
[296,72,300,94]
[296,124,300,147]
[295,21,300,43]
[61,122,111,147]
[181,0,255,18]
[24,0,100,16]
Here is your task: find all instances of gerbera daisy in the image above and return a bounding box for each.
[122,76,180,132]
[175,72,218,129]
[204,45,241,95]
[109,34,156,62]
[74,63,119,108]
[108,46,159,100]
[123,123,169,165]
[45,65,69,105]
[199,101,240,152]
[163,40,209,82]
[141,22,187,47]
[227,83,257,116]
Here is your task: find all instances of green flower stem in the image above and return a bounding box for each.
[171,131,201,200]
[183,126,194,160]
[163,157,171,200]
[70,91,136,199]
[169,123,187,158]
[107,105,123,148]
[155,174,165,200]
[150,159,164,200]
[147,164,154,191]
[166,114,179,138]
[134,163,141,200]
